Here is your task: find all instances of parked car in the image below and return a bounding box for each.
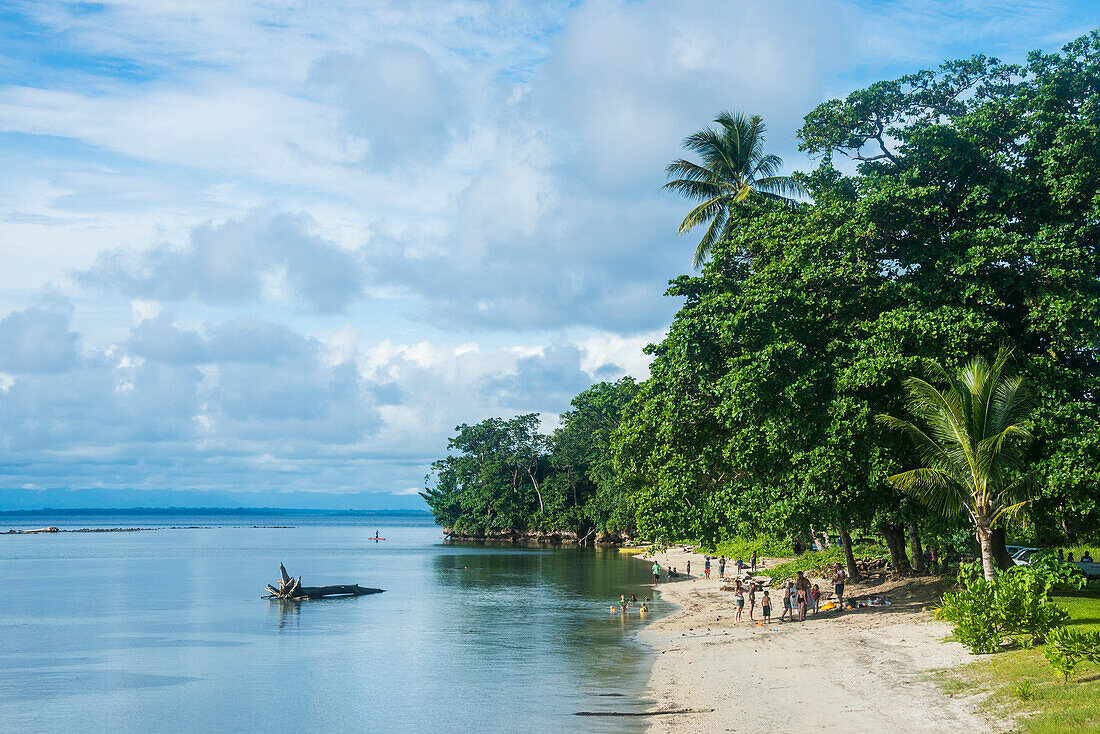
[1075,555,1100,579]
[1011,548,1042,565]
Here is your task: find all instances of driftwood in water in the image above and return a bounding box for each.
[262,563,383,600]
[574,708,714,717]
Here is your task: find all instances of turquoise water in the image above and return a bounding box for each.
[0,512,665,732]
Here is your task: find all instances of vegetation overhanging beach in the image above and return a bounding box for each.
[424,31,1100,732]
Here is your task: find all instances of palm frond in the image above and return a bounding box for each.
[886,468,968,517]
[753,175,807,200]
[677,197,726,234]
[662,177,727,201]
[692,208,729,269]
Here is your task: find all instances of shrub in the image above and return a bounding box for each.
[1043,626,1100,683]
[1015,555,1088,592]
[936,562,1069,653]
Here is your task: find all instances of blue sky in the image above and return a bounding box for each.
[0,0,1097,510]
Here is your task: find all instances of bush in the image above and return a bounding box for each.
[1016,555,1088,592]
[936,562,1069,653]
[1043,626,1100,683]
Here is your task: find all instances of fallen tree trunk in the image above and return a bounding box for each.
[263,563,384,600]
[575,708,714,717]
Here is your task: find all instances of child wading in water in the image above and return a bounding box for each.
[761,590,771,624]
[734,582,745,622]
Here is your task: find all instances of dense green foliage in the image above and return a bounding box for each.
[699,535,796,560]
[615,31,1100,550]
[422,379,637,538]
[937,562,1069,653]
[425,33,1100,555]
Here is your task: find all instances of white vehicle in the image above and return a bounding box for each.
[1011,548,1040,565]
[1075,557,1100,579]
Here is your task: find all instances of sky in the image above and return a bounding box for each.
[0,0,1097,510]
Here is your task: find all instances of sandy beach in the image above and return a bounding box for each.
[637,547,1006,733]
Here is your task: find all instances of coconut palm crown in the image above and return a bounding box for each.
[875,347,1034,580]
[664,111,804,269]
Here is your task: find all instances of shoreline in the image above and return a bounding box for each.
[634,547,1006,733]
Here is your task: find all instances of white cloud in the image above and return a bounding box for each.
[0,0,1092,502]
[80,209,366,313]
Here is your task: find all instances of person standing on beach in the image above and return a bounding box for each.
[652,561,661,584]
[811,584,820,614]
[832,566,846,610]
[751,551,757,572]
[719,557,726,579]
[779,581,794,622]
[795,571,810,621]
[704,558,711,579]
[747,583,757,621]
[734,581,745,622]
[761,590,771,624]
[686,560,691,577]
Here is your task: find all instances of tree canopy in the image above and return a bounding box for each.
[424,32,1100,553]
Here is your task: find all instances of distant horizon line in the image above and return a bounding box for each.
[0,507,433,515]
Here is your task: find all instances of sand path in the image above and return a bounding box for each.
[637,547,1006,733]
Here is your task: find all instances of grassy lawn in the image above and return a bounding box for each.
[938,583,1100,733]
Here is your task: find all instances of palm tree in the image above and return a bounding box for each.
[664,111,804,269]
[876,347,1034,580]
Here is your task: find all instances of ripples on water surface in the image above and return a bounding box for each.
[0,512,668,732]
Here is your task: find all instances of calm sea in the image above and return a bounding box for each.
[0,511,666,733]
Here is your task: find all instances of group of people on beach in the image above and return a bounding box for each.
[644,557,850,624]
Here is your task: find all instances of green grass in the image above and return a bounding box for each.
[938,585,1100,733]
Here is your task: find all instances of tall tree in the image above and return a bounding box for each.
[664,111,803,269]
[876,349,1034,580]
[799,33,1100,544]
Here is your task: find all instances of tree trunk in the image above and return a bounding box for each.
[879,522,911,573]
[838,524,861,581]
[975,521,996,581]
[990,526,1013,571]
[907,524,924,574]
